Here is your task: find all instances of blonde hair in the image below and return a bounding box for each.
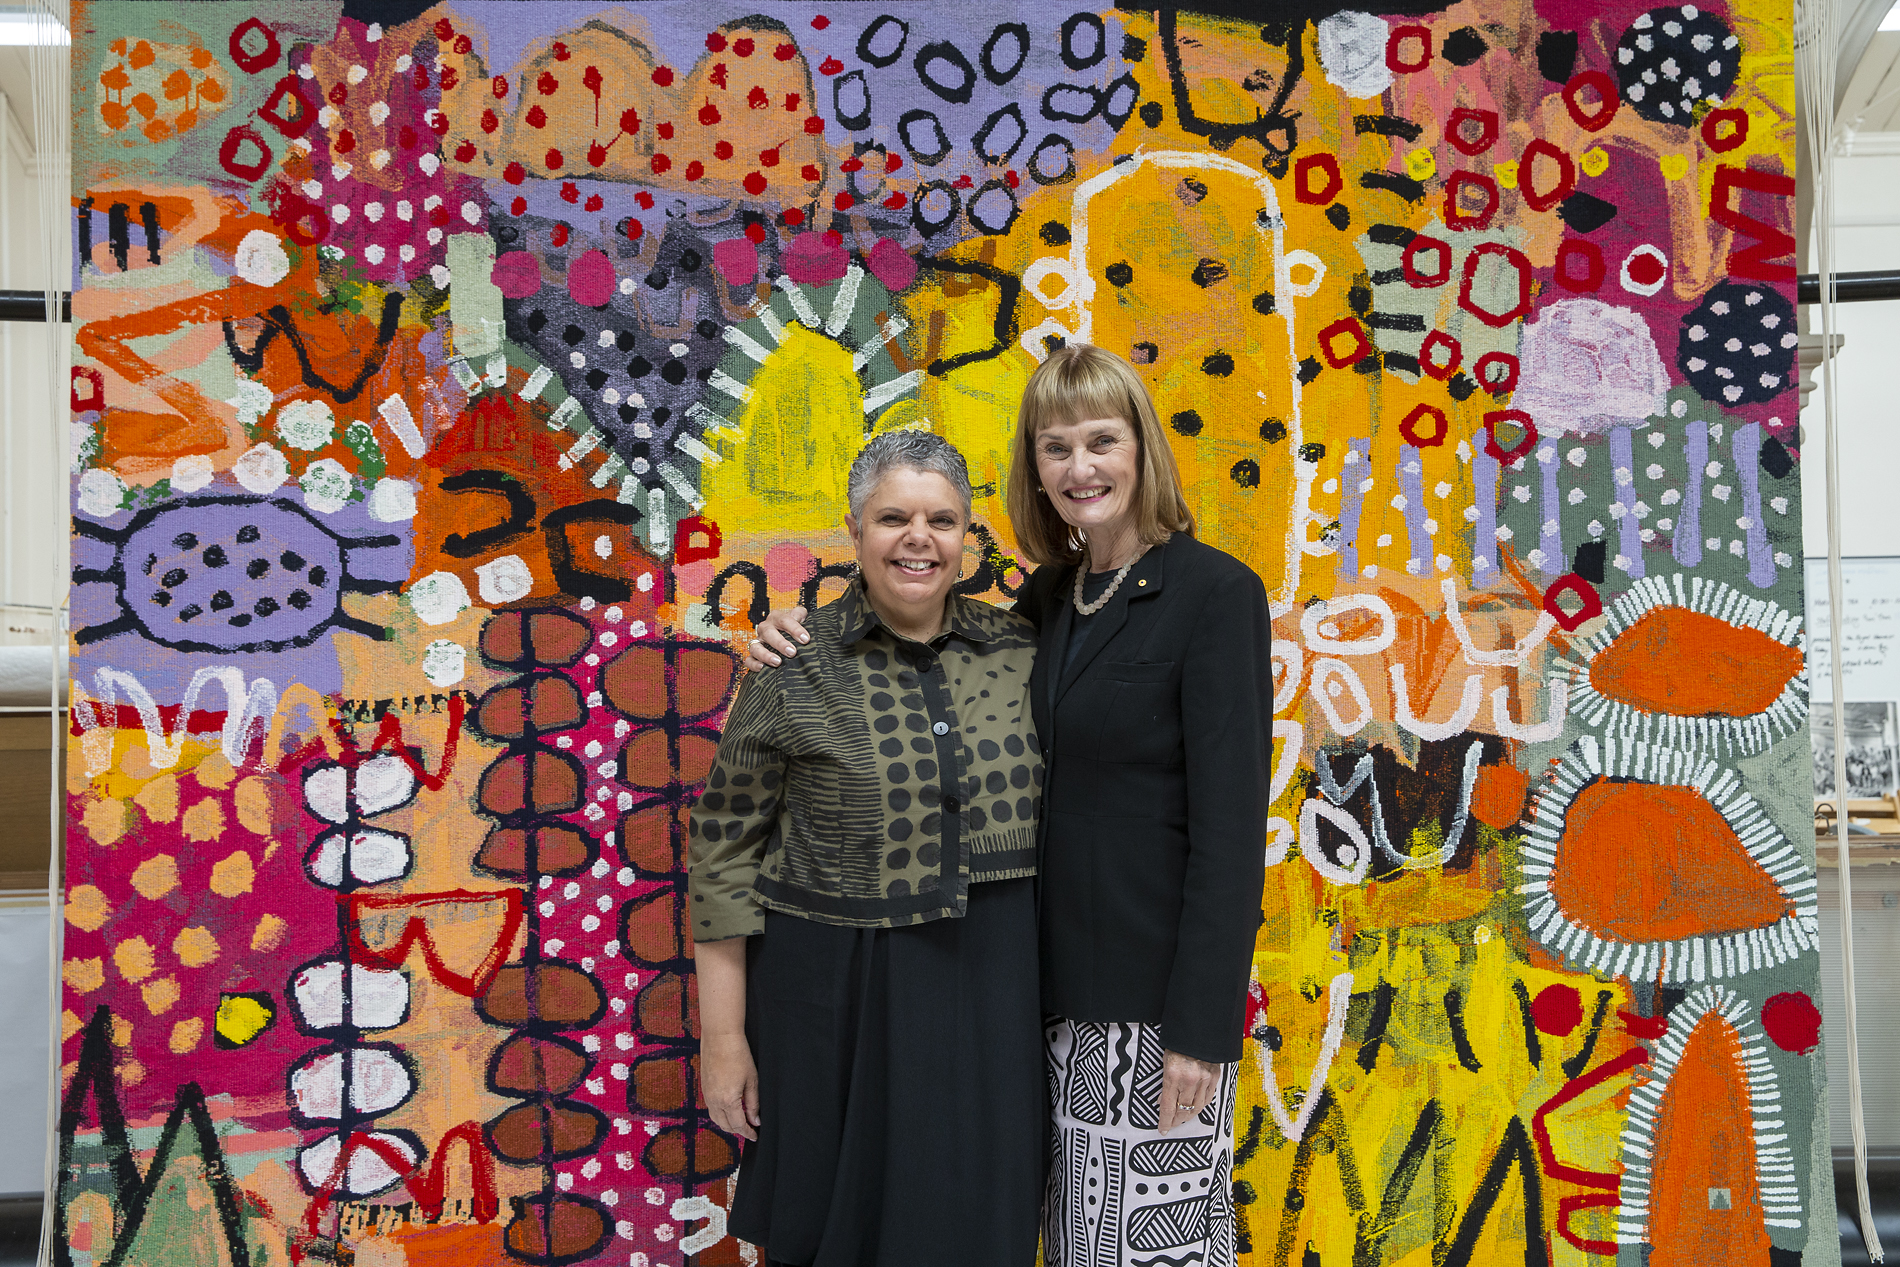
[1006,344,1195,567]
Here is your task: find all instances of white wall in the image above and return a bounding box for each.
[0,77,63,649]
[0,57,65,1200]
[0,902,49,1193]
[1801,147,1900,559]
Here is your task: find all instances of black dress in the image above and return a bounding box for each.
[729,876,1044,1266]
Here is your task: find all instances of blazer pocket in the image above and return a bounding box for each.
[1100,660,1174,684]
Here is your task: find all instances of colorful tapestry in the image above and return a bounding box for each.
[59,0,1826,1263]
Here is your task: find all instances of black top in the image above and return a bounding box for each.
[1061,568,1120,681]
[1018,534,1274,1065]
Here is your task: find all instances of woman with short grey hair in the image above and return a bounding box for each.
[845,428,974,519]
[690,428,1045,1265]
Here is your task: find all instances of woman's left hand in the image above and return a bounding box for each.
[1157,1049,1221,1134]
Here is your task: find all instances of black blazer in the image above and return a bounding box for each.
[1020,533,1273,1065]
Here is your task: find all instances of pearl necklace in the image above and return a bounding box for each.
[1072,541,1149,616]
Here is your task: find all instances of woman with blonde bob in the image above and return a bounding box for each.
[748,345,1273,1267]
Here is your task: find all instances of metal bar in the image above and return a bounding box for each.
[0,287,65,321]
[1799,271,1900,303]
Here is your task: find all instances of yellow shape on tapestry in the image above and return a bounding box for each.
[214,993,274,1048]
[235,776,275,836]
[194,752,237,790]
[1405,148,1437,182]
[172,925,220,968]
[209,850,255,897]
[1660,154,1691,180]
[130,854,179,899]
[1581,147,1610,177]
[702,323,866,535]
[83,797,132,848]
[1495,161,1520,189]
[171,1018,205,1055]
[67,958,104,993]
[113,936,157,983]
[65,884,111,932]
[180,798,226,842]
[252,913,287,952]
[141,976,180,1016]
[132,773,179,824]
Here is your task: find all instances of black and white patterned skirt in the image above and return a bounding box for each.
[1042,1017,1240,1267]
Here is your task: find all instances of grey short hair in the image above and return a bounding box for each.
[846,430,973,522]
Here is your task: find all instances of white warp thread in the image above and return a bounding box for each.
[29,5,68,1267]
[1797,0,1882,1255]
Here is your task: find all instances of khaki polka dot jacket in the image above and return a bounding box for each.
[688,581,1043,940]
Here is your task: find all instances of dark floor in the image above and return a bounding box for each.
[0,1161,1894,1264]
[1839,1153,1900,1266]
[0,1197,36,1267]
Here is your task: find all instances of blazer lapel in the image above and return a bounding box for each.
[1055,542,1169,704]
[1039,572,1076,722]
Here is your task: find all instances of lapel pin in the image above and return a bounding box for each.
[1137,579,1147,587]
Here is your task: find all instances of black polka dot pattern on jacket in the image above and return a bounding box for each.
[1615,5,1740,125]
[1678,281,1796,405]
[685,583,1043,938]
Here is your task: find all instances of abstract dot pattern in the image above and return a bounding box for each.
[1615,5,1740,125]
[1678,282,1797,406]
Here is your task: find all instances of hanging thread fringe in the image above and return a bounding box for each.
[29,4,69,1267]
[1795,0,1883,1256]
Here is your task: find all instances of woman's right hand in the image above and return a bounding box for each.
[744,606,811,670]
[701,1032,761,1141]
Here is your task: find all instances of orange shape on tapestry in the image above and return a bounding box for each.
[381,1222,510,1267]
[646,1123,736,1183]
[621,887,688,965]
[504,1198,609,1263]
[1549,781,1790,941]
[618,803,690,873]
[1644,1012,1771,1267]
[1589,608,1802,717]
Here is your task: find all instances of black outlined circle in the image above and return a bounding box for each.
[898,109,952,166]
[857,14,911,68]
[1100,72,1141,129]
[914,40,977,105]
[1027,133,1077,184]
[1060,12,1107,70]
[967,179,1020,236]
[912,179,962,234]
[832,70,872,131]
[844,141,894,203]
[973,102,1028,164]
[982,22,1031,83]
[1042,83,1102,123]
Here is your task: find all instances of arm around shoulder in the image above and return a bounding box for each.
[1013,561,1062,635]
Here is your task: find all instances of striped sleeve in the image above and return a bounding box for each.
[687,671,789,942]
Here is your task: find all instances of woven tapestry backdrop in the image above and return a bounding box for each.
[58,1,1827,1264]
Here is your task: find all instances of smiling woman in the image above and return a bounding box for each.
[843,430,975,642]
[688,429,1047,1266]
[740,348,1276,1267]
[1009,347,1273,1267]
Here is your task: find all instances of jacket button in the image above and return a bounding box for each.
[932,721,949,735]
[944,795,959,812]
